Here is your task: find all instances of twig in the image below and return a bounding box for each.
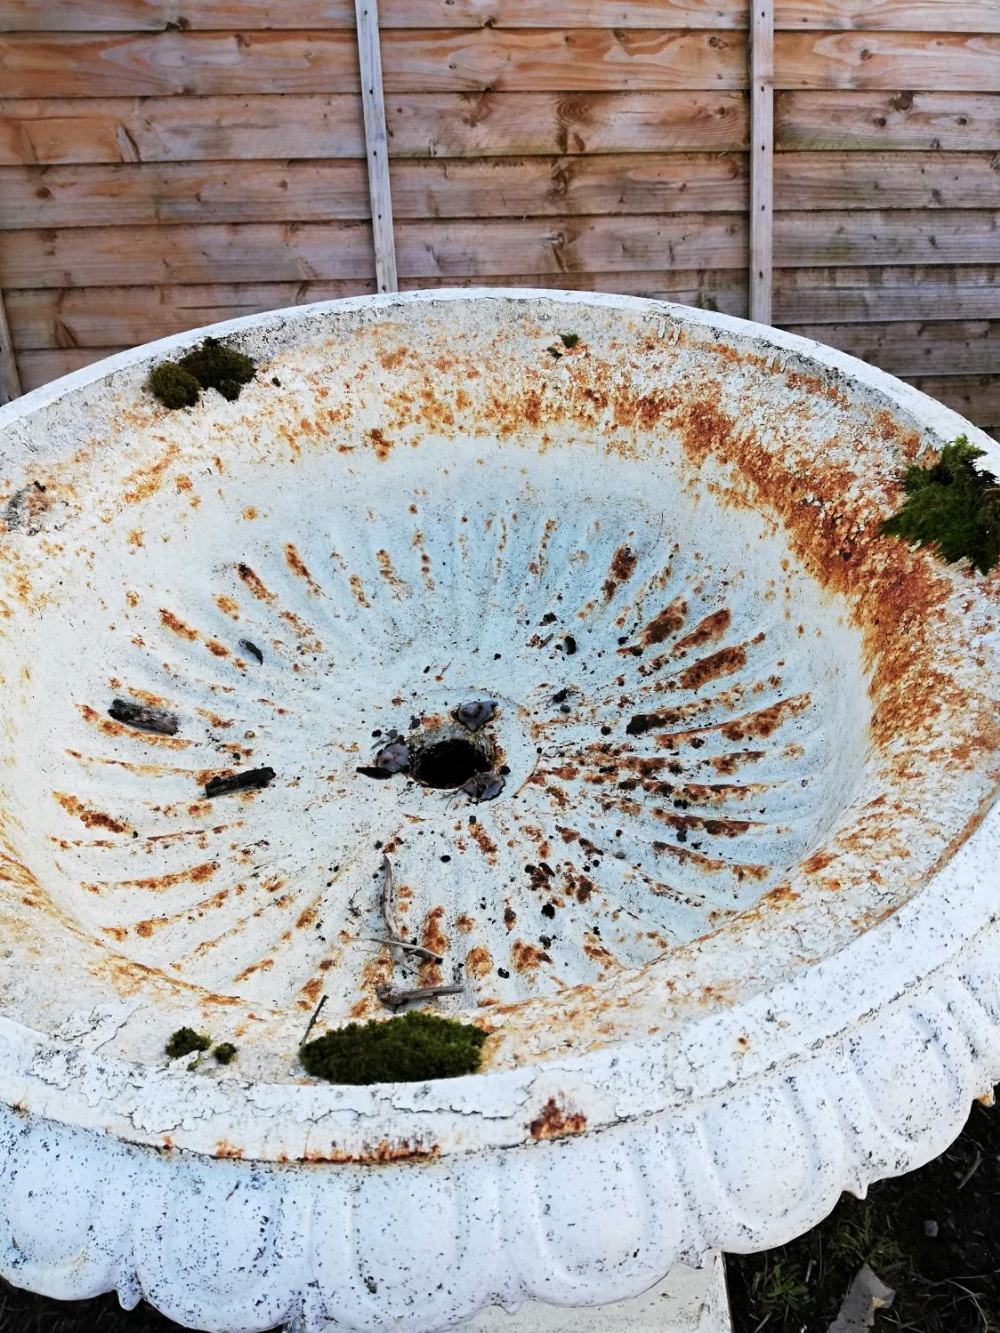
[957,1147,982,1190]
[377,980,464,1012]
[376,855,444,963]
[361,936,444,964]
[300,994,327,1046]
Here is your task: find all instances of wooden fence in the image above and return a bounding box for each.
[0,1,998,440]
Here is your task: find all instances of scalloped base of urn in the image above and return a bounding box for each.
[459,1257,731,1332]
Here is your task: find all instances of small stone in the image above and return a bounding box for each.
[374,741,410,774]
[923,1219,939,1238]
[453,700,498,732]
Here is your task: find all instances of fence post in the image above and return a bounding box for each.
[355,0,398,294]
[749,0,774,326]
[0,290,21,404]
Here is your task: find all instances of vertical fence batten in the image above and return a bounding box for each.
[355,0,398,294]
[750,0,774,326]
[0,291,22,404]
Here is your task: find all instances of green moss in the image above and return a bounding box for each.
[881,436,1000,574]
[300,1010,487,1084]
[558,332,580,348]
[149,362,201,409]
[213,1041,238,1065]
[178,336,256,400]
[165,1026,211,1059]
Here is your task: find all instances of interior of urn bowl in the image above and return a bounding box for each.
[0,291,995,1085]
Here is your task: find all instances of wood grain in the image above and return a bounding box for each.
[6,0,997,32]
[0,289,20,401]
[0,154,748,228]
[0,30,749,98]
[776,91,1000,149]
[774,32,1000,93]
[17,346,123,391]
[775,152,1000,210]
[355,0,397,291]
[775,2,1000,33]
[0,0,751,30]
[0,215,747,287]
[0,92,749,164]
[773,210,1000,267]
[0,92,750,164]
[773,265,1000,324]
[786,319,1000,376]
[4,270,749,347]
[905,374,1000,427]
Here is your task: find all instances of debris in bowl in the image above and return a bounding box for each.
[882,435,1000,574]
[149,335,256,408]
[299,1010,487,1084]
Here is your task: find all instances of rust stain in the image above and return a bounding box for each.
[53,792,127,834]
[602,544,637,600]
[284,542,323,594]
[528,1097,587,1140]
[465,944,493,978]
[236,563,276,604]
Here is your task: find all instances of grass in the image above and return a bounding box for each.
[727,1091,1000,1331]
[2,1092,997,1332]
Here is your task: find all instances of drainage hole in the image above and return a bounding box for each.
[412,738,491,790]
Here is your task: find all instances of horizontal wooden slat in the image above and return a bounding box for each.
[0,153,747,228]
[18,346,124,391]
[775,2,1000,33]
[776,91,1000,150]
[775,152,1000,210]
[0,1,750,30]
[774,32,1000,93]
[786,319,1000,375]
[773,210,1000,267]
[773,265,1000,323]
[0,92,749,165]
[0,215,747,287]
[5,270,749,348]
[6,0,998,32]
[905,374,1000,426]
[0,31,748,98]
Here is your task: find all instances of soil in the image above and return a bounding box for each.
[1,1091,997,1331]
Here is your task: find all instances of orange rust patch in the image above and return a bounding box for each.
[641,595,688,647]
[122,442,180,505]
[214,594,240,619]
[236,563,275,603]
[528,1097,587,1140]
[465,944,493,979]
[54,792,127,834]
[674,608,732,654]
[303,1139,440,1165]
[369,427,393,461]
[602,544,638,600]
[469,822,498,859]
[214,1142,244,1158]
[85,860,218,895]
[159,608,198,641]
[511,939,549,972]
[284,542,322,594]
[675,641,750,691]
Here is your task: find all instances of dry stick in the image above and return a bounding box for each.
[300,994,328,1046]
[376,854,444,964]
[377,980,464,1012]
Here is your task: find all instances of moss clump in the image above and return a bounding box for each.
[165,1026,211,1059]
[149,362,201,409]
[149,336,256,410]
[558,332,580,348]
[882,436,1000,575]
[300,1010,487,1084]
[178,336,256,398]
[213,1041,238,1065]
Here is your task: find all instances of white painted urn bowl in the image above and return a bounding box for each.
[0,290,997,1332]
